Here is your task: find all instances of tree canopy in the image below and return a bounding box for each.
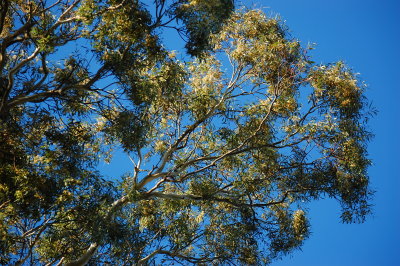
[0,0,373,265]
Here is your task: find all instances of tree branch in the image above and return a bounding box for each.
[64,243,98,266]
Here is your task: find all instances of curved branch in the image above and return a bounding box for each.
[64,243,98,266]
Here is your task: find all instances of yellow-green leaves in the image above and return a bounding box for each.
[212,10,304,97]
[310,62,363,117]
[187,56,225,119]
[292,210,308,241]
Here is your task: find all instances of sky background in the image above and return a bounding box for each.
[100,0,400,265]
[236,0,400,265]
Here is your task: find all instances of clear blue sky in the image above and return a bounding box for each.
[238,0,400,265]
[100,1,400,265]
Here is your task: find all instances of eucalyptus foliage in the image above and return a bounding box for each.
[0,1,373,265]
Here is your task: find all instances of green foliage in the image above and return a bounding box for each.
[0,1,373,265]
[174,0,235,56]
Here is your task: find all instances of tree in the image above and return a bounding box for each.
[0,1,373,265]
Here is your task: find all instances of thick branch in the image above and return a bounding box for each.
[64,243,98,266]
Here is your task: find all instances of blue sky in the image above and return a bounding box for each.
[240,0,400,265]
